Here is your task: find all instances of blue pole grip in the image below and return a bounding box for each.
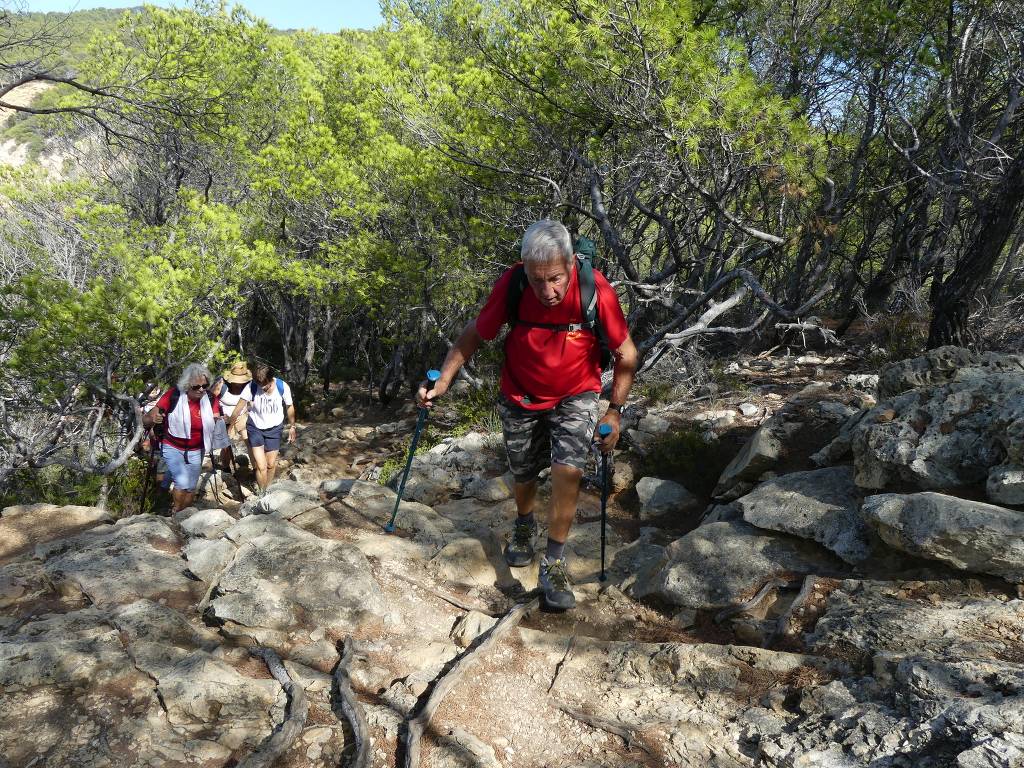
[427,369,441,382]
[598,423,613,437]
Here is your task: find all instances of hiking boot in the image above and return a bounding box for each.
[539,556,575,610]
[504,516,538,567]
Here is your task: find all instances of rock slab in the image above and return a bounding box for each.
[862,492,1024,583]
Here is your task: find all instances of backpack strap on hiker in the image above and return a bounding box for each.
[249,378,286,397]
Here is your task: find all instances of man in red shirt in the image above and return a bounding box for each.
[418,220,637,610]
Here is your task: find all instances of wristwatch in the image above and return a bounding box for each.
[607,402,624,414]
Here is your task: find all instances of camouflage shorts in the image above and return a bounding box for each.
[497,392,599,483]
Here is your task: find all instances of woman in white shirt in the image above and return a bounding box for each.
[228,363,296,493]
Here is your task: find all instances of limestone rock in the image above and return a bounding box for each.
[463,472,514,502]
[638,414,671,433]
[435,727,501,768]
[862,493,1024,582]
[38,515,197,606]
[630,520,845,610]
[878,346,1024,398]
[182,537,237,582]
[0,560,52,610]
[737,466,873,563]
[0,503,111,559]
[987,464,1024,506]
[817,348,1024,492]
[713,421,785,501]
[209,533,387,635]
[691,409,736,428]
[431,537,497,588]
[390,463,461,506]
[147,650,285,750]
[806,580,1024,664]
[179,507,234,539]
[635,477,701,519]
[450,610,499,648]
[239,479,320,518]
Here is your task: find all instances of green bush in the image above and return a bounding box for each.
[448,380,501,436]
[636,380,676,405]
[0,459,162,518]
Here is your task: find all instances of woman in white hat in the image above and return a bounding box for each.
[215,362,252,474]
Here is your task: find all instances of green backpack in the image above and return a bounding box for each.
[505,237,612,369]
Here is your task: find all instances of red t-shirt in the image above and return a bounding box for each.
[475,263,629,410]
[155,390,221,450]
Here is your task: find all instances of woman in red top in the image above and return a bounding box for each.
[143,363,222,513]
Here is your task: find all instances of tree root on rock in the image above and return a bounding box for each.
[237,647,309,768]
[714,578,791,624]
[554,702,652,754]
[402,594,540,768]
[392,571,500,616]
[332,637,370,768]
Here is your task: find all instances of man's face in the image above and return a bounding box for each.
[525,259,572,307]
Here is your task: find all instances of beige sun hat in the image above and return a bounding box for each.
[223,362,252,384]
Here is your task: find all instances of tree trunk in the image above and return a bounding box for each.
[928,152,1024,348]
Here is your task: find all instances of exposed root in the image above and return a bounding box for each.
[332,637,370,768]
[403,595,540,768]
[237,647,309,768]
[554,701,651,754]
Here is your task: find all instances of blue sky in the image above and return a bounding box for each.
[23,1,385,31]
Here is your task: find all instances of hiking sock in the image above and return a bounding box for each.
[517,511,536,528]
[545,537,566,562]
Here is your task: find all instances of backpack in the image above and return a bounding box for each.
[506,237,612,369]
[249,378,286,398]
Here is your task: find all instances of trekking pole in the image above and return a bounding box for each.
[139,437,158,514]
[385,368,441,533]
[598,423,613,582]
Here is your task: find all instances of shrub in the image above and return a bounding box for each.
[639,427,737,498]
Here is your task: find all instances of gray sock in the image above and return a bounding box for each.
[516,512,536,528]
[545,538,565,562]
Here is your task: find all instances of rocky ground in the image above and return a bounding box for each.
[1,345,1023,768]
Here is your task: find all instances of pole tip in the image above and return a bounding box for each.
[599,572,608,582]
[384,523,395,533]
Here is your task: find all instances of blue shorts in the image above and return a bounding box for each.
[247,419,283,452]
[161,444,203,492]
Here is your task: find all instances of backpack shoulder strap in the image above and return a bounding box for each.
[167,387,181,413]
[276,378,285,396]
[576,253,598,328]
[506,264,527,325]
[249,380,258,398]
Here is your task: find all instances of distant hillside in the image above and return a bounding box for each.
[6,8,136,73]
[0,8,139,162]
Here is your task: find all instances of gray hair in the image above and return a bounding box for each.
[521,220,573,267]
[177,363,212,390]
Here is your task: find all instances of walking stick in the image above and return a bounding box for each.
[598,423,613,582]
[139,435,158,514]
[385,369,441,533]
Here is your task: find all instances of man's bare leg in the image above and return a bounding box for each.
[539,462,582,610]
[547,463,583,544]
[513,479,537,517]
